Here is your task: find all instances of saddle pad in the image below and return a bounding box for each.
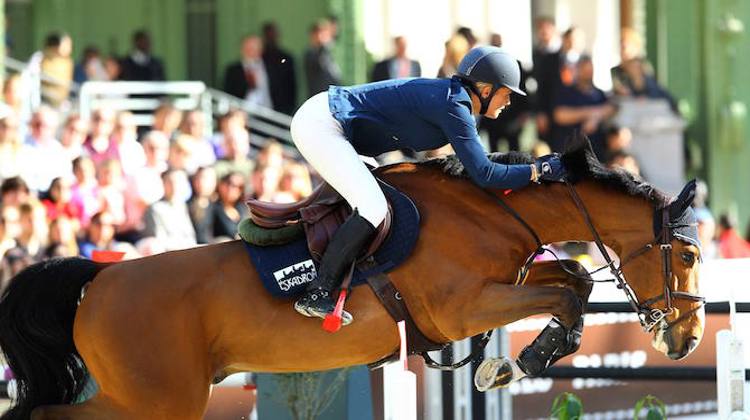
[243,181,420,298]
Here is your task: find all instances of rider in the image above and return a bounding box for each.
[291,46,564,325]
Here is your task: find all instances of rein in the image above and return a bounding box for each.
[420,179,705,371]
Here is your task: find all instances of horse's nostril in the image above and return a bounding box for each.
[687,337,699,353]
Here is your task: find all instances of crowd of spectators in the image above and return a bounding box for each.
[1,16,749,292]
[0,100,313,290]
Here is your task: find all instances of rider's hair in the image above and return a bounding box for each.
[474,82,494,98]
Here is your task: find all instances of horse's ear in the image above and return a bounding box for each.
[564,131,596,156]
[669,179,697,219]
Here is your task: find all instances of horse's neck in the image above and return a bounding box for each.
[513,180,655,255]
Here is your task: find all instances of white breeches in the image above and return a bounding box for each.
[290,92,388,227]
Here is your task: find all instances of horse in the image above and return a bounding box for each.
[0,134,704,419]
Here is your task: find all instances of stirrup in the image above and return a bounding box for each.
[294,289,353,326]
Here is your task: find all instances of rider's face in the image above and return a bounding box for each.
[483,87,512,119]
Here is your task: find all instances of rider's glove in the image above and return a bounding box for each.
[533,154,565,183]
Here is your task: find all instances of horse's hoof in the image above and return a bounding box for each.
[474,357,525,392]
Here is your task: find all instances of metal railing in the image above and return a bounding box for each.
[5,56,293,151]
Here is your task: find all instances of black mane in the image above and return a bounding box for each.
[420,133,670,208]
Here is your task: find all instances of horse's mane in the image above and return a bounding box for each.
[419,133,671,208]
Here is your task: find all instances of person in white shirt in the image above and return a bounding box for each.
[142,169,197,251]
[20,106,71,192]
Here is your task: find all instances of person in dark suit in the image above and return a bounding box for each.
[119,30,165,81]
[303,20,341,98]
[479,34,530,152]
[261,22,297,115]
[370,36,421,82]
[223,35,273,108]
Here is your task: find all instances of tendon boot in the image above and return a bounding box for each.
[294,210,376,325]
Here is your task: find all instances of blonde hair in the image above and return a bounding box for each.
[441,35,470,75]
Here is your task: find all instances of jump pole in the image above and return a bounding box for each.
[383,320,417,420]
[717,294,747,419]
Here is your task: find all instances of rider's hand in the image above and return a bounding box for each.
[533,154,565,183]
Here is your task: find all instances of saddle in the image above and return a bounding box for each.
[246,182,393,262]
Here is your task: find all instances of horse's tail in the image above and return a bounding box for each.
[0,257,104,420]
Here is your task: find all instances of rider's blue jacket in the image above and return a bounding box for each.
[328,77,532,190]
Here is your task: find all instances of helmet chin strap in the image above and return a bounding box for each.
[456,76,498,115]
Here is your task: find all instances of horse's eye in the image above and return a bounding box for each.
[681,252,695,266]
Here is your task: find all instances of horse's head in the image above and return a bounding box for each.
[562,134,704,360]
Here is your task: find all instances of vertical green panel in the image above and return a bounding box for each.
[702,0,750,232]
[28,0,187,80]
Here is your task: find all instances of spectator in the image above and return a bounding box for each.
[104,56,122,80]
[224,35,273,108]
[83,108,119,168]
[557,27,586,87]
[167,135,195,174]
[120,30,166,81]
[188,166,217,244]
[304,20,342,98]
[0,206,18,258]
[45,216,79,258]
[70,156,100,227]
[0,247,34,293]
[41,176,80,224]
[0,106,22,181]
[59,114,88,162]
[261,21,298,115]
[96,159,127,227]
[250,141,285,201]
[532,16,561,141]
[0,177,31,210]
[74,45,108,84]
[695,207,718,259]
[152,102,183,139]
[552,55,615,158]
[3,74,23,115]
[206,172,248,240]
[112,111,146,175]
[274,163,313,203]
[213,123,254,180]
[607,151,641,177]
[604,125,633,160]
[126,131,168,209]
[717,213,750,259]
[20,106,70,192]
[210,110,247,159]
[456,27,478,48]
[142,169,196,251]
[16,202,47,258]
[178,109,216,171]
[370,36,422,82]
[479,33,530,152]
[39,32,73,107]
[78,211,121,259]
[437,34,469,78]
[611,28,676,109]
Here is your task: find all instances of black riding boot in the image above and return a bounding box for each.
[294,210,376,325]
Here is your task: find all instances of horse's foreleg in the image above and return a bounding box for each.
[474,260,594,391]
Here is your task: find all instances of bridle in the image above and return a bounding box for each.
[559,181,706,332]
[421,177,706,371]
[494,180,705,333]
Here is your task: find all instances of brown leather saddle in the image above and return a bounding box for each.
[246,182,393,262]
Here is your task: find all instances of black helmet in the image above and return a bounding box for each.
[456,46,526,114]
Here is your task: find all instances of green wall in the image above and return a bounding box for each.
[7,0,367,97]
[11,0,188,80]
[647,0,750,233]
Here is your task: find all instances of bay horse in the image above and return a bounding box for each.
[0,134,704,419]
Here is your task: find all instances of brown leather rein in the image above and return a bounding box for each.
[489,180,705,333]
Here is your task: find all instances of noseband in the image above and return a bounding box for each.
[486,181,706,333]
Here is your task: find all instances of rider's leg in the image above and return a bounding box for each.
[290,92,388,324]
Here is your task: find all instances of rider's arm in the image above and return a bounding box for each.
[440,101,534,190]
